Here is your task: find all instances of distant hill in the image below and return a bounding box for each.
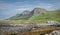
[8,8,47,20]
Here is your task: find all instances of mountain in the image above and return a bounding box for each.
[8,8,47,20]
[29,9,60,23]
[8,7,60,23]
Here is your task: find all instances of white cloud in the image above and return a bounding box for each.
[47,4,53,8]
[0,0,54,11]
[16,8,32,11]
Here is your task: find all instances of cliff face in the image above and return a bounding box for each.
[8,8,47,20]
[32,8,47,15]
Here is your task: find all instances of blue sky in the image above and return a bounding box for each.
[0,0,60,20]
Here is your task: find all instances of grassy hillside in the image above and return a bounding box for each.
[8,10,34,20]
[28,10,60,23]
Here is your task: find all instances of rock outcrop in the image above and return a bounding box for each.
[32,8,47,15]
[22,10,31,15]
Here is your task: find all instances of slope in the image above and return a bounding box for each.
[29,10,60,23]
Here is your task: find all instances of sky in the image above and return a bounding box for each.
[0,0,60,20]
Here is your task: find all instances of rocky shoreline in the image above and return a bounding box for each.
[0,21,60,35]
